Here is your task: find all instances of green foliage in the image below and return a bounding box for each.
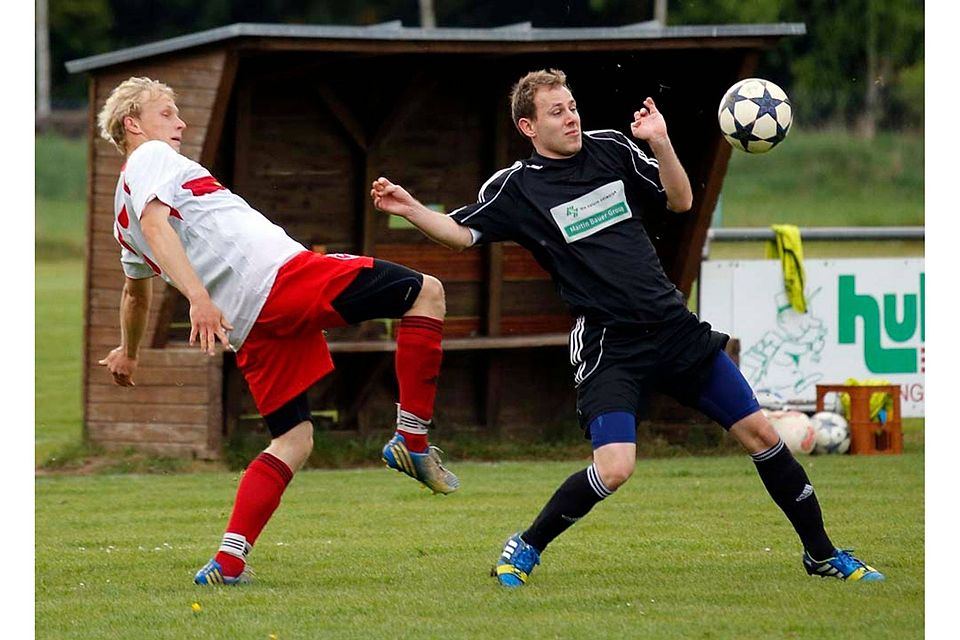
[36,447,923,638]
[669,0,924,130]
[49,0,114,104]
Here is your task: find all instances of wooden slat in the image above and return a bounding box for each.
[503,244,551,281]
[86,363,210,387]
[88,420,208,442]
[372,244,483,282]
[86,402,209,424]
[328,331,568,353]
[87,384,209,404]
[87,435,212,459]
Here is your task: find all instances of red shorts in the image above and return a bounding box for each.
[236,251,374,416]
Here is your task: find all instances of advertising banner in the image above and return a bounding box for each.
[699,258,925,416]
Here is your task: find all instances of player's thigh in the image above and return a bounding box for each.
[331,259,424,324]
[665,350,761,430]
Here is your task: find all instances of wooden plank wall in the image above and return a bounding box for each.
[85,49,230,458]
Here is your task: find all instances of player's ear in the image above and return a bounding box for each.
[517,117,536,139]
[123,115,141,135]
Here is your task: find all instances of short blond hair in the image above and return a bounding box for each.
[97,77,176,155]
[509,69,570,128]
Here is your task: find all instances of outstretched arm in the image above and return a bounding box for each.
[139,199,233,354]
[630,97,694,213]
[98,275,153,386]
[371,177,475,251]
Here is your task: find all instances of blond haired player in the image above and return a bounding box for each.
[98,77,458,586]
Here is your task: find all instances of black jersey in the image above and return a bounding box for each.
[450,129,689,327]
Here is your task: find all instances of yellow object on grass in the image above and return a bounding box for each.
[766,224,807,313]
[839,378,896,422]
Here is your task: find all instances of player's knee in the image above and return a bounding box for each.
[596,455,635,490]
[414,274,446,318]
[268,420,314,471]
[730,409,780,453]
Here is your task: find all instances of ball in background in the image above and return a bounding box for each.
[811,411,851,455]
[718,78,792,154]
[768,410,816,455]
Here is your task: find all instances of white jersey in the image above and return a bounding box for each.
[113,140,305,349]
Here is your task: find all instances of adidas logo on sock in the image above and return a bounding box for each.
[795,484,814,502]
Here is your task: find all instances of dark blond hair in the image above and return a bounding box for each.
[97,77,177,155]
[509,69,570,128]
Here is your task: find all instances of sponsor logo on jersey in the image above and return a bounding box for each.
[550,180,632,243]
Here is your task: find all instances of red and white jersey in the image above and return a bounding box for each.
[113,140,305,349]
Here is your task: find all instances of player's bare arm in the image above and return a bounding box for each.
[139,199,233,355]
[371,177,474,250]
[99,275,153,386]
[630,97,693,213]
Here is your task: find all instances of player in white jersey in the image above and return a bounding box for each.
[97,77,459,586]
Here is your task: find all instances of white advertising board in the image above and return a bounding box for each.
[699,258,925,417]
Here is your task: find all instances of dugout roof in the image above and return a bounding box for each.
[67,21,805,72]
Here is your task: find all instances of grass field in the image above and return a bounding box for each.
[36,441,923,639]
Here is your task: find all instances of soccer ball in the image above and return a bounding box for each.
[769,410,815,455]
[811,411,851,455]
[717,78,793,154]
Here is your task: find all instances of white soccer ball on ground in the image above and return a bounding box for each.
[717,78,793,154]
[811,411,851,455]
[769,410,816,455]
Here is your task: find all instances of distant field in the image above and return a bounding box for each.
[36,133,87,260]
[720,129,923,228]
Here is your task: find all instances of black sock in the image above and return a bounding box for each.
[522,464,613,552]
[752,439,834,559]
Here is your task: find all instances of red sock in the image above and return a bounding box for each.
[214,452,293,576]
[395,316,443,452]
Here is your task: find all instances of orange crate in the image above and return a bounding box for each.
[815,384,902,455]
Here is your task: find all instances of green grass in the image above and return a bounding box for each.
[720,129,923,228]
[36,439,923,639]
[35,259,85,466]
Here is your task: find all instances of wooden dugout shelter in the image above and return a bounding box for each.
[67,21,805,458]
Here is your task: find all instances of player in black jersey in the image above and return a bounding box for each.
[371,69,883,585]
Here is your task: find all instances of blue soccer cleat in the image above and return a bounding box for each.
[382,433,460,494]
[491,533,541,588]
[803,548,885,582]
[193,558,253,586]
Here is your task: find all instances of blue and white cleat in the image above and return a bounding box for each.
[492,533,541,588]
[382,433,460,494]
[193,558,253,586]
[803,548,885,582]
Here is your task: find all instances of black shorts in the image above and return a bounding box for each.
[332,259,424,324]
[571,310,730,436]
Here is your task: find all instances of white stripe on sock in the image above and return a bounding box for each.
[396,405,430,434]
[751,438,785,462]
[587,464,613,498]
[219,532,248,559]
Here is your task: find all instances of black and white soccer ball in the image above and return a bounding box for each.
[717,78,793,154]
[811,411,851,455]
